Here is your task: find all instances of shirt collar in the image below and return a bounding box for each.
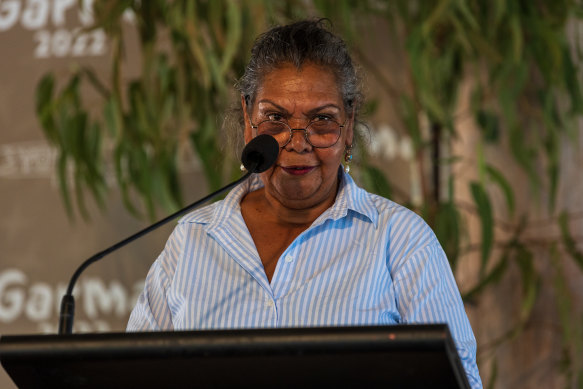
[316,170,379,228]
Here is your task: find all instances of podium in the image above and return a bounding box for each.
[1,324,470,388]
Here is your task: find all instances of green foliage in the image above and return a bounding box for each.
[559,211,583,271]
[470,181,494,273]
[485,164,515,216]
[37,73,106,219]
[38,0,282,220]
[550,244,583,388]
[434,200,461,270]
[359,164,392,199]
[379,3,582,384]
[463,254,507,303]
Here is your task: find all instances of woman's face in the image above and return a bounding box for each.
[243,62,354,210]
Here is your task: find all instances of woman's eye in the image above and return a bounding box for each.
[313,114,333,122]
[267,113,284,121]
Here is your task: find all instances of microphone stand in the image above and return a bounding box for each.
[58,170,254,335]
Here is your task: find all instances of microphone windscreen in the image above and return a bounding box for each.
[241,134,279,173]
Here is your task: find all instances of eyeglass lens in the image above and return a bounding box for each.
[256,120,341,148]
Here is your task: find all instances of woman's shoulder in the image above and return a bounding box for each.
[178,174,262,226]
[356,186,437,247]
[356,185,426,227]
[178,201,222,226]
[369,192,424,223]
[342,173,430,234]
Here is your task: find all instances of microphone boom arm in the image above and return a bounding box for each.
[58,170,253,335]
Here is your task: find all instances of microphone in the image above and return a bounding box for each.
[241,134,280,173]
[58,135,279,334]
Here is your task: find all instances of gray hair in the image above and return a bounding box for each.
[225,19,364,155]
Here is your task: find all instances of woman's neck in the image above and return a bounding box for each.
[244,183,338,227]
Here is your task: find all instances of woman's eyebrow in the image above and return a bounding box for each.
[305,104,341,116]
[257,99,290,114]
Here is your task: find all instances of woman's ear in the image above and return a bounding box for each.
[242,95,253,144]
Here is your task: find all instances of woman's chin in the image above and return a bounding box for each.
[261,166,339,210]
[272,182,336,210]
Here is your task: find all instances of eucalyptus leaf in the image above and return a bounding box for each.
[463,252,508,302]
[207,50,226,93]
[103,96,122,137]
[185,18,211,88]
[434,202,461,270]
[509,16,523,63]
[514,244,539,323]
[421,0,450,38]
[549,243,583,387]
[475,109,500,143]
[361,165,392,199]
[454,0,479,31]
[470,181,494,272]
[220,1,242,76]
[73,163,89,221]
[114,144,141,218]
[544,127,560,211]
[486,359,498,389]
[558,211,583,271]
[508,124,539,190]
[562,46,583,115]
[190,127,223,192]
[485,164,515,216]
[36,74,58,142]
[399,95,422,150]
[57,152,73,218]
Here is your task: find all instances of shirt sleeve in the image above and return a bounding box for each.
[126,225,184,331]
[392,241,483,389]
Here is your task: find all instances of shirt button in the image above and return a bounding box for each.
[266,299,274,307]
[284,254,293,263]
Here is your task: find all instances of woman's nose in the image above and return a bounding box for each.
[286,128,312,151]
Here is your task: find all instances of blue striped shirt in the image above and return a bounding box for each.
[128,172,482,388]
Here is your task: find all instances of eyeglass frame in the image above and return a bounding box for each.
[249,117,348,149]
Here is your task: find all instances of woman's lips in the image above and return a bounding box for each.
[281,165,316,175]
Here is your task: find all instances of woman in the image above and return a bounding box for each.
[128,20,482,388]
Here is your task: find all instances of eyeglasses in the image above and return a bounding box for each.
[250,118,346,148]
